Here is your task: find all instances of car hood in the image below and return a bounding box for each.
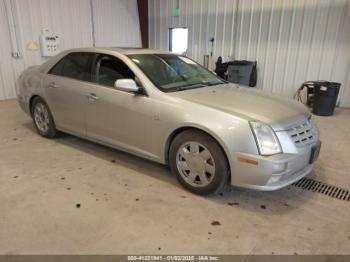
[168,84,311,130]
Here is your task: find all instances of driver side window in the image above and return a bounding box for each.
[95,55,135,87]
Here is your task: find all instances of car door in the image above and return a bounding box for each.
[85,54,155,159]
[43,52,94,135]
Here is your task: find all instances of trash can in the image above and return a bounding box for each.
[312,81,341,116]
[226,60,257,87]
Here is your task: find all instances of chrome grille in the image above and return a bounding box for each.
[287,120,316,146]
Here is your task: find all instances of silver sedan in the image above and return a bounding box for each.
[17,48,321,195]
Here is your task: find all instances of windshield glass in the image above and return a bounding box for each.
[128,54,225,92]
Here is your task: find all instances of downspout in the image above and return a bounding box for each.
[4,0,22,58]
[90,0,96,47]
[231,0,239,60]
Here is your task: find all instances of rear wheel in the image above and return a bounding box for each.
[31,97,58,138]
[169,130,229,195]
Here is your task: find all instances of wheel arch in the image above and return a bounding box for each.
[164,126,231,178]
[29,95,53,118]
[29,95,41,116]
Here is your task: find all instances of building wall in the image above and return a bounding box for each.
[149,0,350,107]
[0,0,141,100]
[0,0,18,100]
[92,0,141,47]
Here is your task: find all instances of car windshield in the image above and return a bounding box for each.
[128,54,225,92]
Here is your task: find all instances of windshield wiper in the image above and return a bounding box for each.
[201,80,225,86]
[178,83,207,90]
[177,81,224,91]
[165,81,225,93]
[164,83,206,93]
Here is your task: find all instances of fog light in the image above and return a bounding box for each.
[271,162,287,173]
[268,176,281,184]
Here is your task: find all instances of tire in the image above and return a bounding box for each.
[169,130,229,195]
[31,97,58,138]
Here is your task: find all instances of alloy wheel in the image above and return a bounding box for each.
[33,103,50,133]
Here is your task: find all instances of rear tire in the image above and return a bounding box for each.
[31,97,58,138]
[169,130,229,195]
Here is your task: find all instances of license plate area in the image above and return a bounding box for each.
[309,141,321,164]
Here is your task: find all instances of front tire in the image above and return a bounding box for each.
[31,97,58,138]
[169,130,229,195]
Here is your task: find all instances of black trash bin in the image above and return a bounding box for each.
[227,60,257,87]
[312,81,341,116]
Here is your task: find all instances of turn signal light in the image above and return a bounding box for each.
[238,157,258,165]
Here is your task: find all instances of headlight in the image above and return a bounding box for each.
[308,115,317,128]
[308,115,320,136]
[249,121,282,155]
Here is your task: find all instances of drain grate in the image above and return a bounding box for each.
[292,178,350,202]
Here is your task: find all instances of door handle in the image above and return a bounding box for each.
[48,82,59,89]
[87,93,99,101]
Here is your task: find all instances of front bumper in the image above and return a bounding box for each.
[231,142,320,191]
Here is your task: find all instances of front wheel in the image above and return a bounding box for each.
[31,97,58,138]
[169,130,229,195]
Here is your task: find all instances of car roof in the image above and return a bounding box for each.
[64,47,172,55]
[109,47,171,55]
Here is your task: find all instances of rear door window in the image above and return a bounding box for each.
[49,52,93,81]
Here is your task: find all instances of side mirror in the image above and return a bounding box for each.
[114,79,139,93]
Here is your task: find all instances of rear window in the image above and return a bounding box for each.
[49,52,92,81]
